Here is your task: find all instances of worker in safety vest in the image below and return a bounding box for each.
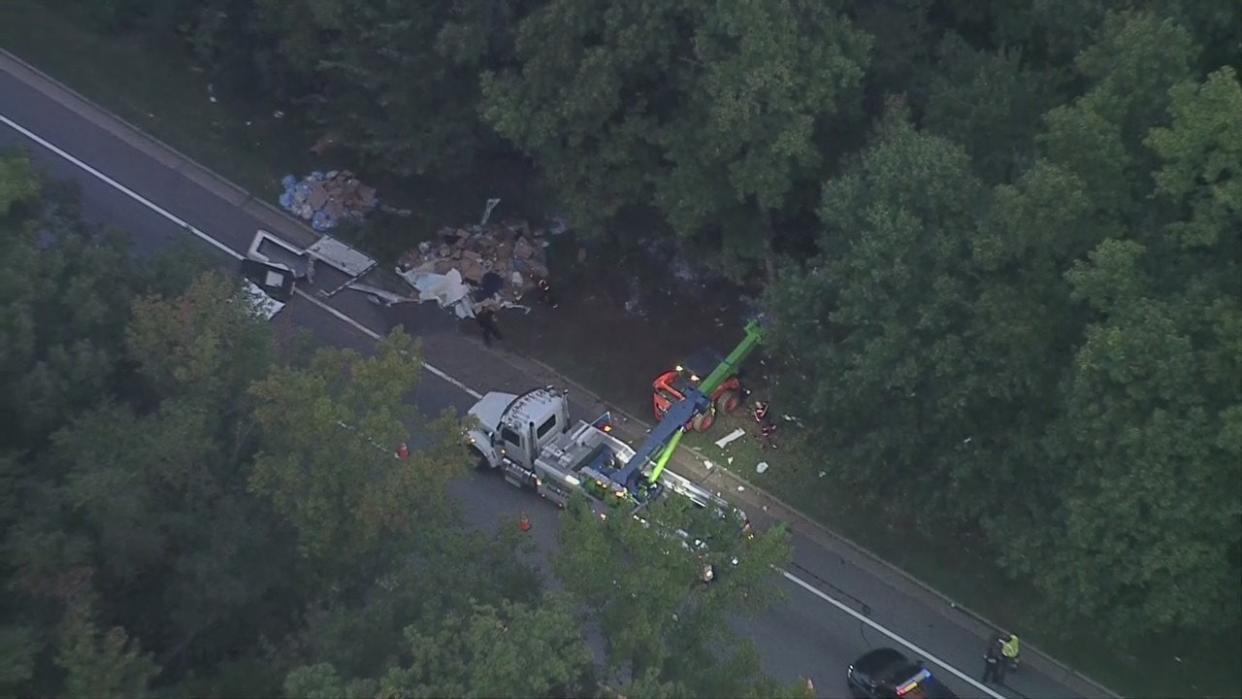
[752,401,778,449]
[1001,633,1020,664]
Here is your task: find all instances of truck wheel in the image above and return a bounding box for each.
[691,411,715,432]
[716,389,741,414]
[467,446,490,470]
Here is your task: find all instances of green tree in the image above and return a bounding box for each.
[482,0,869,276]
[0,182,136,446]
[283,537,583,699]
[765,104,997,520]
[1144,66,1242,248]
[850,0,936,101]
[554,494,790,695]
[55,598,159,699]
[922,33,1057,183]
[249,329,463,565]
[3,267,304,691]
[252,0,514,177]
[285,525,542,685]
[377,598,592,698]
[1035,10,1199,222]
[0,151,38,214]
[284,662,377,698]
[0,625,37,694]
[653,0,871,278]
[993,64,1241,636]
[480,0,686,232]
[285,599,589,699]
[126,270,276,405]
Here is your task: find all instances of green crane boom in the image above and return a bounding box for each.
[647,320,764,483]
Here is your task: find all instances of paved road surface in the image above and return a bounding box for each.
[1,54,1113,699]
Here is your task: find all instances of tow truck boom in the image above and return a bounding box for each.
[615,319,764,487]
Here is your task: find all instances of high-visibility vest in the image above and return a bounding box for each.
[1002,636,1020,658]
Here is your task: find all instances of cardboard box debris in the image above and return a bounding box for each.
[397,218,554,299]
[278,169,382,232]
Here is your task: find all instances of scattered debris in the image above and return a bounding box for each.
[704,460,715,470]
[755,461,769,475]
[727,457,734,464]
[397,216,552,300]
[379,203,414,217]
[395,266,529,320]
[278,170,379,231]
[241,279,286,320]
[548,216,570,236]
[347,281,419,308]
[736,485,745,492]
[480,197,501,226]
[714,428,746,449]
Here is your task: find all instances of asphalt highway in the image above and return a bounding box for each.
[1,55,1110,699]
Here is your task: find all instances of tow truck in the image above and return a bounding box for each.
[464,320,765,580]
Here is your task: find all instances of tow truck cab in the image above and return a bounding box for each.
[465,387,572,472]
[465,388,643,509]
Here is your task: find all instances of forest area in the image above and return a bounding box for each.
[2,0,1240,694]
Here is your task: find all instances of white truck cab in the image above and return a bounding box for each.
[466,387,570,471]
[466,387,634,507]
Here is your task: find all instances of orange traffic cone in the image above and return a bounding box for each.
[518,512,532,532]
[395,442,409,460]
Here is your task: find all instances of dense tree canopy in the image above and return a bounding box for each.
[766,11,1241,640]
[481,0,871,276]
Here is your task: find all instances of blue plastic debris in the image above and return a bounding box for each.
[277,169,378,230]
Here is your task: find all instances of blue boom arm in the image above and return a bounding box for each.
[604,319,765,497]
[610,388,709,494]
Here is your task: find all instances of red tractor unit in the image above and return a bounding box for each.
[652,349,745,433]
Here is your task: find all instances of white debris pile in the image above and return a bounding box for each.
[395,264,531,320]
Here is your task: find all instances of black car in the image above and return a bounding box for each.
[847,648,958,699]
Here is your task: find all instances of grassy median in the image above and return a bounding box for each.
[3,2,1237,695]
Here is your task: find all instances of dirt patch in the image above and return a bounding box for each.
[497,234,759,419]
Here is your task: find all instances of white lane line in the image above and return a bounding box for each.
[293,290,483,399]
[1,114,242,261]
[2,112,483,401]
[778,568,1006,699]
[5,110,998,697]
